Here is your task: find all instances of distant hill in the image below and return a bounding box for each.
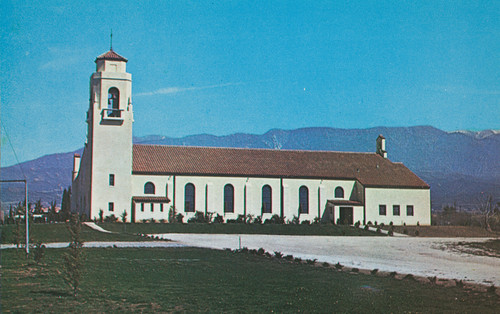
[2,126,499,211]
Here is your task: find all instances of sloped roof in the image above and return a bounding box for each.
[95,49,128,62]
[132,145,429,189]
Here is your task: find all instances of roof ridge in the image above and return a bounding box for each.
[133,143,377,155]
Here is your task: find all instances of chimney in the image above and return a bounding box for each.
[376,135,387,159]
[72,154,81,181]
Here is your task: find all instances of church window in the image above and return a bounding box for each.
[144,182,155,194]
[335,187,344,198]
[406,205,414,216]
[109,174,115,186]
[379,205,386,215]
[185,183,195,212]
[151,203,154,212]
[141,203,144,212]
[224,184,234,213]
[393,205,400,216]
[299,186,309,214]
[107,87,120,117]
[160,203,164,212]
[262,185,272,213]
[108,202,114,212]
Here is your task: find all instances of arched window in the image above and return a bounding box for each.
[299,186,309,214]
[262,185,272,214]
[224,184,234,213]
[185,183,195,212]
[144,182,155,194]
[335,187,344,198]
[107,87,120,117]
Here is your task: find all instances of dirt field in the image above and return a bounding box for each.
[158,233,500,287]
[385,225,500,237]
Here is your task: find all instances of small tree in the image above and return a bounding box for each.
[168,206,176,223]
[61,188,71,222]
[33,241,46,265]
[48,200,58,222]
[98,209,104,223]
[63,214,85,297]
[477,194,499,232]
[121,210,128,223]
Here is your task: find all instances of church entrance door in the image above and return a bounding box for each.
[339,207,353,225]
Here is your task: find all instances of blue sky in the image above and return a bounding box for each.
[1,1,499,167]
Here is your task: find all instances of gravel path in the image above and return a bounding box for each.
[156,233,500,286]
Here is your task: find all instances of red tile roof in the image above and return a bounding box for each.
[95,49,128,62]
[327,200,363,206]
[132,196,170,203]
[132,145,429,189]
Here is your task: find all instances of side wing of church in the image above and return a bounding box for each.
[71,49,431,226]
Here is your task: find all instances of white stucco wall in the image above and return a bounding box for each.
[129,175,357,223]
[364,188,431,225]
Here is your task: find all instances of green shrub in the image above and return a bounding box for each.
[371,269,378,275]
[284,255,293,261]
[253,216,262,224]
[301,220,311,225]
[175,213,184,224]
[364,225,369,231]
[274,251,283,259]
[257,248,265,256]
[335,262,343,270]
[291,215,300,225]
[33,241,46,265]
[388,230,393,236]
[306,259,317,265]
[354,221,361,228]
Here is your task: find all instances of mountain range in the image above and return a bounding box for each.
[2,126,499,211]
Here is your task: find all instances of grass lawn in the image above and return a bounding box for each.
[100,222,380,236]
[0,223,147,244]
[2,247,498,312]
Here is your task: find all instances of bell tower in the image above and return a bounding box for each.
[86,48,133,220]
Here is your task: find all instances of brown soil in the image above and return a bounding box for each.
[388,225,500,237]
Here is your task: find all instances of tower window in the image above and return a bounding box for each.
[141,203,144,212]
[151,203,154,212]
[144,182,155,194]
[108,202,114,212]
[262,185,272,214]
[109,174,115,186]
[185,183,195,212]
[107,87,120,117]
[299,186,309,214]
[334,187,344,198]
[224,184,234,213]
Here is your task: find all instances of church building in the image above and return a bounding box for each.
[71,49,431,225]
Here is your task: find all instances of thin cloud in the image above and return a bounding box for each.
[135,82,244,97]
